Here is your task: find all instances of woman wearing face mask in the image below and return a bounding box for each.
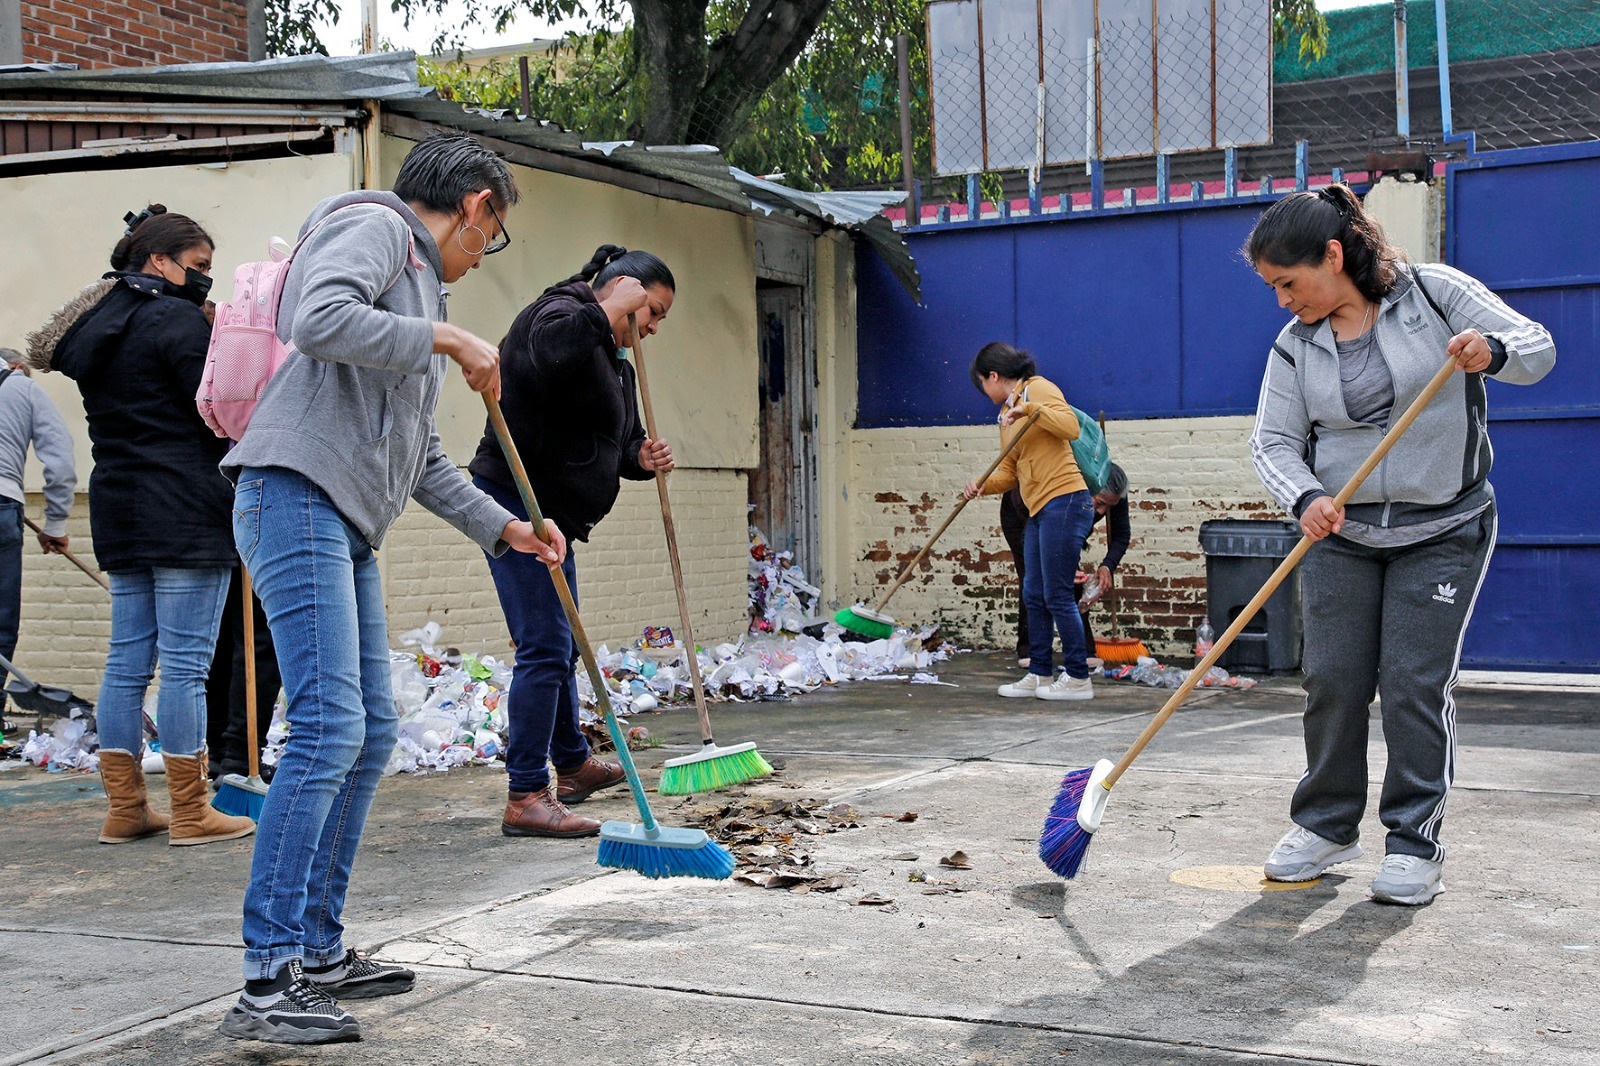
[468,245,675,838]
[27,205,255,849]
[216,131,565,1045]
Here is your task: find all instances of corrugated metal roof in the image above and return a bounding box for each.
[0,51,919,297]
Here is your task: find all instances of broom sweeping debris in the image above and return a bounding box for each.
[836,411,1041,639]
[1042,355,1459,879]
[485,395,733,880]
[212,566,269,821]
[627,318,772,795]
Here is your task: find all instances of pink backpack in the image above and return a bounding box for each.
[196,205,422,441]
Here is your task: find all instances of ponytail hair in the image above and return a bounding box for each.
[547,244,676,296]
[110,205,213,273]
[1243,184,1403,303]
[969,341,1037,393]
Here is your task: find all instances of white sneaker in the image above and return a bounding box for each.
[1370,854,1444,905]
[1263,825,1362,882]
[998,673,1044,698]
[1036,673,1094,701]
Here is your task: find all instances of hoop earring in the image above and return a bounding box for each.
[457,224,488,257]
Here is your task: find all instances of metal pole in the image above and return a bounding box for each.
[896,33,919,228]
[519,55,533,119]
[1434,0,1454,138]
[1393,0,1410,142]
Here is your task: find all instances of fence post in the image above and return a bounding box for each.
[1191,180,1203,203]
[1260,175,1273,197]
[1224,146,1238,198]
[1156,152,1171,204]
[1393,0,1410,142]
[966,173,980,221]
[1295,140,1309,191]
[1434,0,1454,139]
[1090,157,1104,211]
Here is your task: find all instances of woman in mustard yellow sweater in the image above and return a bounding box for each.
[962,342,1095,701]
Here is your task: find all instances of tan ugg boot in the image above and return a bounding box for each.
[164,750,255,846]
[98,748,170,844]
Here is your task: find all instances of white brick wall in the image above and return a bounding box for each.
[842,416,1288,659]
[379,469,752,658]
[13,494,109,700]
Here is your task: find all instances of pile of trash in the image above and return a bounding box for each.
[1106,657,1258,689]
[747,524,822,635]
[14,712,99,773]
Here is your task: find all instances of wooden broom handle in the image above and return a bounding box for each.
[1104,355,1459,788]
[241,565,260,779]
[21,515,108,590]
[628,315,716,746]
[483,393,658,832]
[871,409,1042,615]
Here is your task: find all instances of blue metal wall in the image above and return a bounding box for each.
[1446,142,1600,671]
[857,152,1598,670]
[856,202,1288,426]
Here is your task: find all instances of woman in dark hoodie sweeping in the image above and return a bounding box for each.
[468,245,675,838]
[27,206,256,849]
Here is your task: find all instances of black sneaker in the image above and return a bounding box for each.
[218,959,361,1044]
[304,948,415,999]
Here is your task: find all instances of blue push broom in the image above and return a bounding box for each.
[835,410,1040,639]
[1042,355,1458,878]
[626,319,772,795]
[485,395,734,880]
[212,565,269,820]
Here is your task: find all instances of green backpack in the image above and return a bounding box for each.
[1070,405,1111,494]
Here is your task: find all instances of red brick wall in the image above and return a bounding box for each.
[22,0,250,68]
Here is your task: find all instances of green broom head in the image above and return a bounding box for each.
[834,603,895,639]
[658,741,774,795]
[212,773,269,822]
[598,820,736,880]
[1039,758,1114,879]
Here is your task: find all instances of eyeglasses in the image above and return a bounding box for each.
[483,201,510,256]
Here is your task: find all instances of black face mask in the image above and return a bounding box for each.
[180,266,213,304]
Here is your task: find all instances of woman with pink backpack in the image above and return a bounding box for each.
[214,131,566,1046]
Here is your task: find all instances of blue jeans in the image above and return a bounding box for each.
[233,467,396,981]
[0,499,21,710]
[1022,491,1095,679]
[474,475,589,794]
[97,565,231,754]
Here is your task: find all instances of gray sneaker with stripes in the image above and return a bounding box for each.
[219,959,361,1044]
[304,948,416,999]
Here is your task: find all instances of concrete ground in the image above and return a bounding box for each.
[1,651,1595,1065]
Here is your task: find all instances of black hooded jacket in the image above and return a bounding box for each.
[48,272,234,571]
[468,282,650,542]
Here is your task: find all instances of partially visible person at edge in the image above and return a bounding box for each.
[24,207,255,849]
[204,565,280,783]
[999,462,1130,670]
[1247,183,1554,906]
[961,342,1096,701]
[467,244,674,838]
[215,131,566,1045]
[0,349,77,734]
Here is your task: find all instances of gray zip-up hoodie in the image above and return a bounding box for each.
[220,191,514,553]
[0,370,76,535]
[1251,262,1555,530]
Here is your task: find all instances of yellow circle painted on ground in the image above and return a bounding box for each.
[1170,865,1321,892]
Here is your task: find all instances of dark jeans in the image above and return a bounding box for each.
[1022,491,1095,680]
[474,475,590,795]
[1004,490,1098,661]
[0,499,21,711]
[205,566,281,774]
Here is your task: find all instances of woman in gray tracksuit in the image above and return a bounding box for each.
[1245,184,1554,905]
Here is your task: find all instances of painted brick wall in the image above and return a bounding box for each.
[379,469,752,660]
[12,494,108,701]
[843,416,1289,660]
[20,0,249,67]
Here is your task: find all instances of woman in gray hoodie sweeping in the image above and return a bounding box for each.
[1247,184,1554,906]
[216,131,565,1045]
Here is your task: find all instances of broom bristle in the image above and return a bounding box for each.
[212,774,269,822]
[1095,636,1148,665]
[1039,766,1096,879]
[658,744,774,795]
[834,605,895,639]
[597,822,736,880]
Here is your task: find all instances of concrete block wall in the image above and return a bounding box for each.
[842,416,1289,660]
[19,0,249,67]
[379,469,752,660]
[12,495,108,701]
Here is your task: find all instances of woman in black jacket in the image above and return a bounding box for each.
[28,206,254,848]
[468,244,675,837]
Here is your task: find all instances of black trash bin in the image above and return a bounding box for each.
[1198,519,1303,674]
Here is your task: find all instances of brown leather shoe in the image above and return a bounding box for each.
[553,756,626,804]
[502,787,600,838]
